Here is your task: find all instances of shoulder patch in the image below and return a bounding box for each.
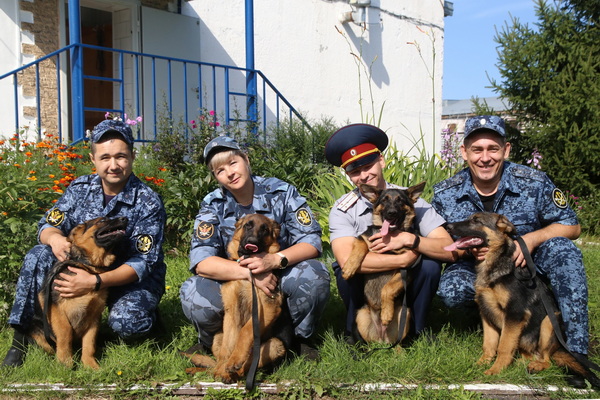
[295,208,313,226]
[46,208,65,226]
[337,191,359,212]
[136,234,154,254]
[552,188,568,209]
[196,221,215,240]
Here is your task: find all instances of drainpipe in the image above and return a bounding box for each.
[69,0,84,142]
[245,0,258,136]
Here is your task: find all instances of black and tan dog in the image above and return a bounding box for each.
[445,212,600,387]
[182,214,293,384]
[342,182,425,344]
[29,216,128,369]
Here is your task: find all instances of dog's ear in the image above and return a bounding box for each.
[359,184,382,203]
[270,219,281,240]
[235,216,247,230]
[496,214,516,236]
[67,224,85,243]
[407,181,426,203]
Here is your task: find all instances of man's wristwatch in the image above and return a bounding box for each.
[407,234,420,249]
[276,252,288,269]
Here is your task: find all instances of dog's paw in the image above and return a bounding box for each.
[477,355,494,365]
[213,366,237,384]
[527,360,551,373]
[342,269,357,280]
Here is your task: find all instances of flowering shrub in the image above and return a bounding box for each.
[440,127,462,171]
[0,131,93,320]
[526,149,543,169]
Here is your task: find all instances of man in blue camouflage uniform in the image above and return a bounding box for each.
[2,119,166,367]
[180,136,330,358]
[325,124,456,343]
[432,116,590,381]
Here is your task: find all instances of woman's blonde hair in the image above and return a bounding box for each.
[208,149,251,175]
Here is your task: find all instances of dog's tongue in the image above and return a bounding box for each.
[380,220,391,237]
[444,237,484,252]
[244,244,259,253]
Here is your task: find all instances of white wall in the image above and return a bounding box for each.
[182,0,446,155]
[0,0,22,139]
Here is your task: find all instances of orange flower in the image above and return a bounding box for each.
[1,211,8,216]
[27,176,37,181]
[14,163,21,168]
[25,152,32,157]
[48,174,55,178]
[29,170,36,174]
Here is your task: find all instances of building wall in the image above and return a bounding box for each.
[0,1,21,137]
[0,0,61,140]
[183,0,446,154]
[1,0,447,153]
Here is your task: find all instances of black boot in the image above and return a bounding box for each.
[293,337,319,361]
[2,331,29,368]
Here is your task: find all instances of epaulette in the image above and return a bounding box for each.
[509,163,546,183]
[336,189,359,212]
[433,172,466,193]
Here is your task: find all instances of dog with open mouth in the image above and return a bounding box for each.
[29,216,128,369]
[445,212,600,388]
[182,214,293,384]
[342,182,425,344]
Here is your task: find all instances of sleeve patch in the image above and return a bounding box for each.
[196,222,215,240]
[552,188,568,209]
[46,208,65,227]
[295,208,313,226]
[136,234,154,254]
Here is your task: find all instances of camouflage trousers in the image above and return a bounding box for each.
[437,237,589,354]
[180,259,330,348]
[8,245,163,339]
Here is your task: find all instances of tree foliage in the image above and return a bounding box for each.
[491,0,600,195]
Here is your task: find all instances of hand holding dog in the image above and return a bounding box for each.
[238,253,279,297]
[368,231,416,254]
[46,231,72,262]
[55,267,97,298]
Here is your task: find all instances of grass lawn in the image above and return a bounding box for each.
[0,242,599,399]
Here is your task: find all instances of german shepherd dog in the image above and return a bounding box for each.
[445,212,600,387]
[342,182,425,344]
[29,216,128,369]
[182,214,293,384]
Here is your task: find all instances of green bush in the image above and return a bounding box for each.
[0,132,91,321]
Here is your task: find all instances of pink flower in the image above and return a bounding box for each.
[209,110,215,116]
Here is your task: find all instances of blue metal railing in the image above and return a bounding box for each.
[0,43,312,144]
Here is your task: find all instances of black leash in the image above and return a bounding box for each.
[245,273,261,391]
[515,237,600,372]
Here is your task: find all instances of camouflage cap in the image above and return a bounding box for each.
[91,119,134,144]
[463,115,506,140]
[203,136,242,164]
